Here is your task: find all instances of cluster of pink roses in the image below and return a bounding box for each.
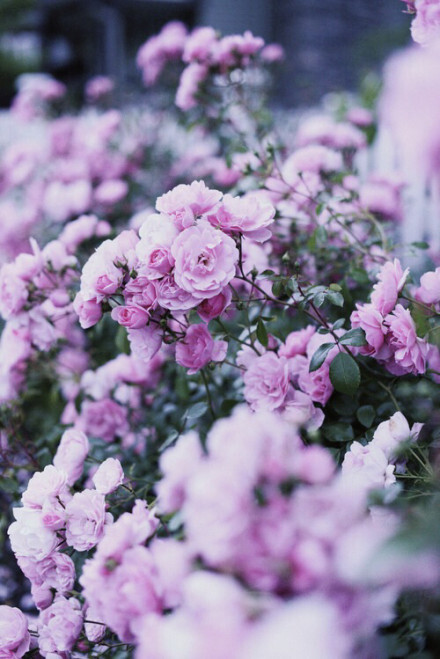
[351,259,439,376]
[137,22,283,110]
[7,426,126,654]
[76,407,438,657]
[238,325,341,428]
[75,179,275,373]
[62,352,163,447]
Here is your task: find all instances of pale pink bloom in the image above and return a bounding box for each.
[127,324,163,362]
[94,179,128,206]
[372,411,422,460]
[136,213,178,274]
[73,292,103,329]
[0,606,30,657]
[282,390,325,430]
[78,398,128,442]
[176,63,209,110]
[208,193,275,242]
[137,21,187,85]
[260,43,285,62]
[370,259,408,315]
[197,287,232,321]
[296,115,366,151]
[154,275,199,311]
[79,240,124,303]
[93,458,124,494]
[36,553,76,596]
[85,75,114,101]
[351,303,386,354]
[38,596,83,654]
[0,263,28,319]
[53,428,89,485]
[291,444,335,484]
[183,26,218,63]
[358,175,403,222]
[156,431,204,513]
[342,442,396,491]
[156,180,222,222]
[243,352,289,411]
[84,604,106,642]
[279,326,316,359]
[22,465,67,510]
[411,0,440,44]
[385,304,427,375]
[111,304,149,329]
[297,362,333,406]
[415,267,440,305]
[8,508,58,561]
[65,489,108,551]
[282,145,343,183]
[241,595,351,659]
[176,323,227,373]
[59,214,111,253]
[149,538,191,608]
[172,220,238,299]
[43,179,92,223]
[346,107,374,127]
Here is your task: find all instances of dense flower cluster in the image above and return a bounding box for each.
[75,180,275,371]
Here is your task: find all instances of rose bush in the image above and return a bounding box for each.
[1,6,440,657]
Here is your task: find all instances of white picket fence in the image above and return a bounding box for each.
[356,127,440,256]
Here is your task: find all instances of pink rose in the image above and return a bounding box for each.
[93,458,124,494]
[155,275,199,311]
[384,304,427,375]
[156,180,222,222]
[38,596,83,653]
[94,179,128,206]
[279,326,316,359]
[78,398,128,442]
[111,304,149,329]
[66,489,109,551]
[208,194,275,242]
[127,325,163,363]
[172,220,238,299]
[73,292,103,329]
[176,324,227,374]
[370,259,408,315]
[415,267,440,306]
[0,264,28,320]
[8,508,58,561]
[350,303,386,354]
[22,465,67,510]
[176,63,209,110]
[53,428,89,485]
[0,606,30,657]
[243,352,289,411]
[197,288,232,322]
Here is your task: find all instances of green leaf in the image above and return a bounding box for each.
[356,405,375,428]
[322,422,354,443]
[329,352,360,395]
[411,241,429,250]
[329,283,342,292]
[272,280,285,297]
[309,342,334,372]
[339,328,367,346]
[326,289,344,307]
[256,319,268,347]
[186,402,208,419]
[313,291,326,307]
